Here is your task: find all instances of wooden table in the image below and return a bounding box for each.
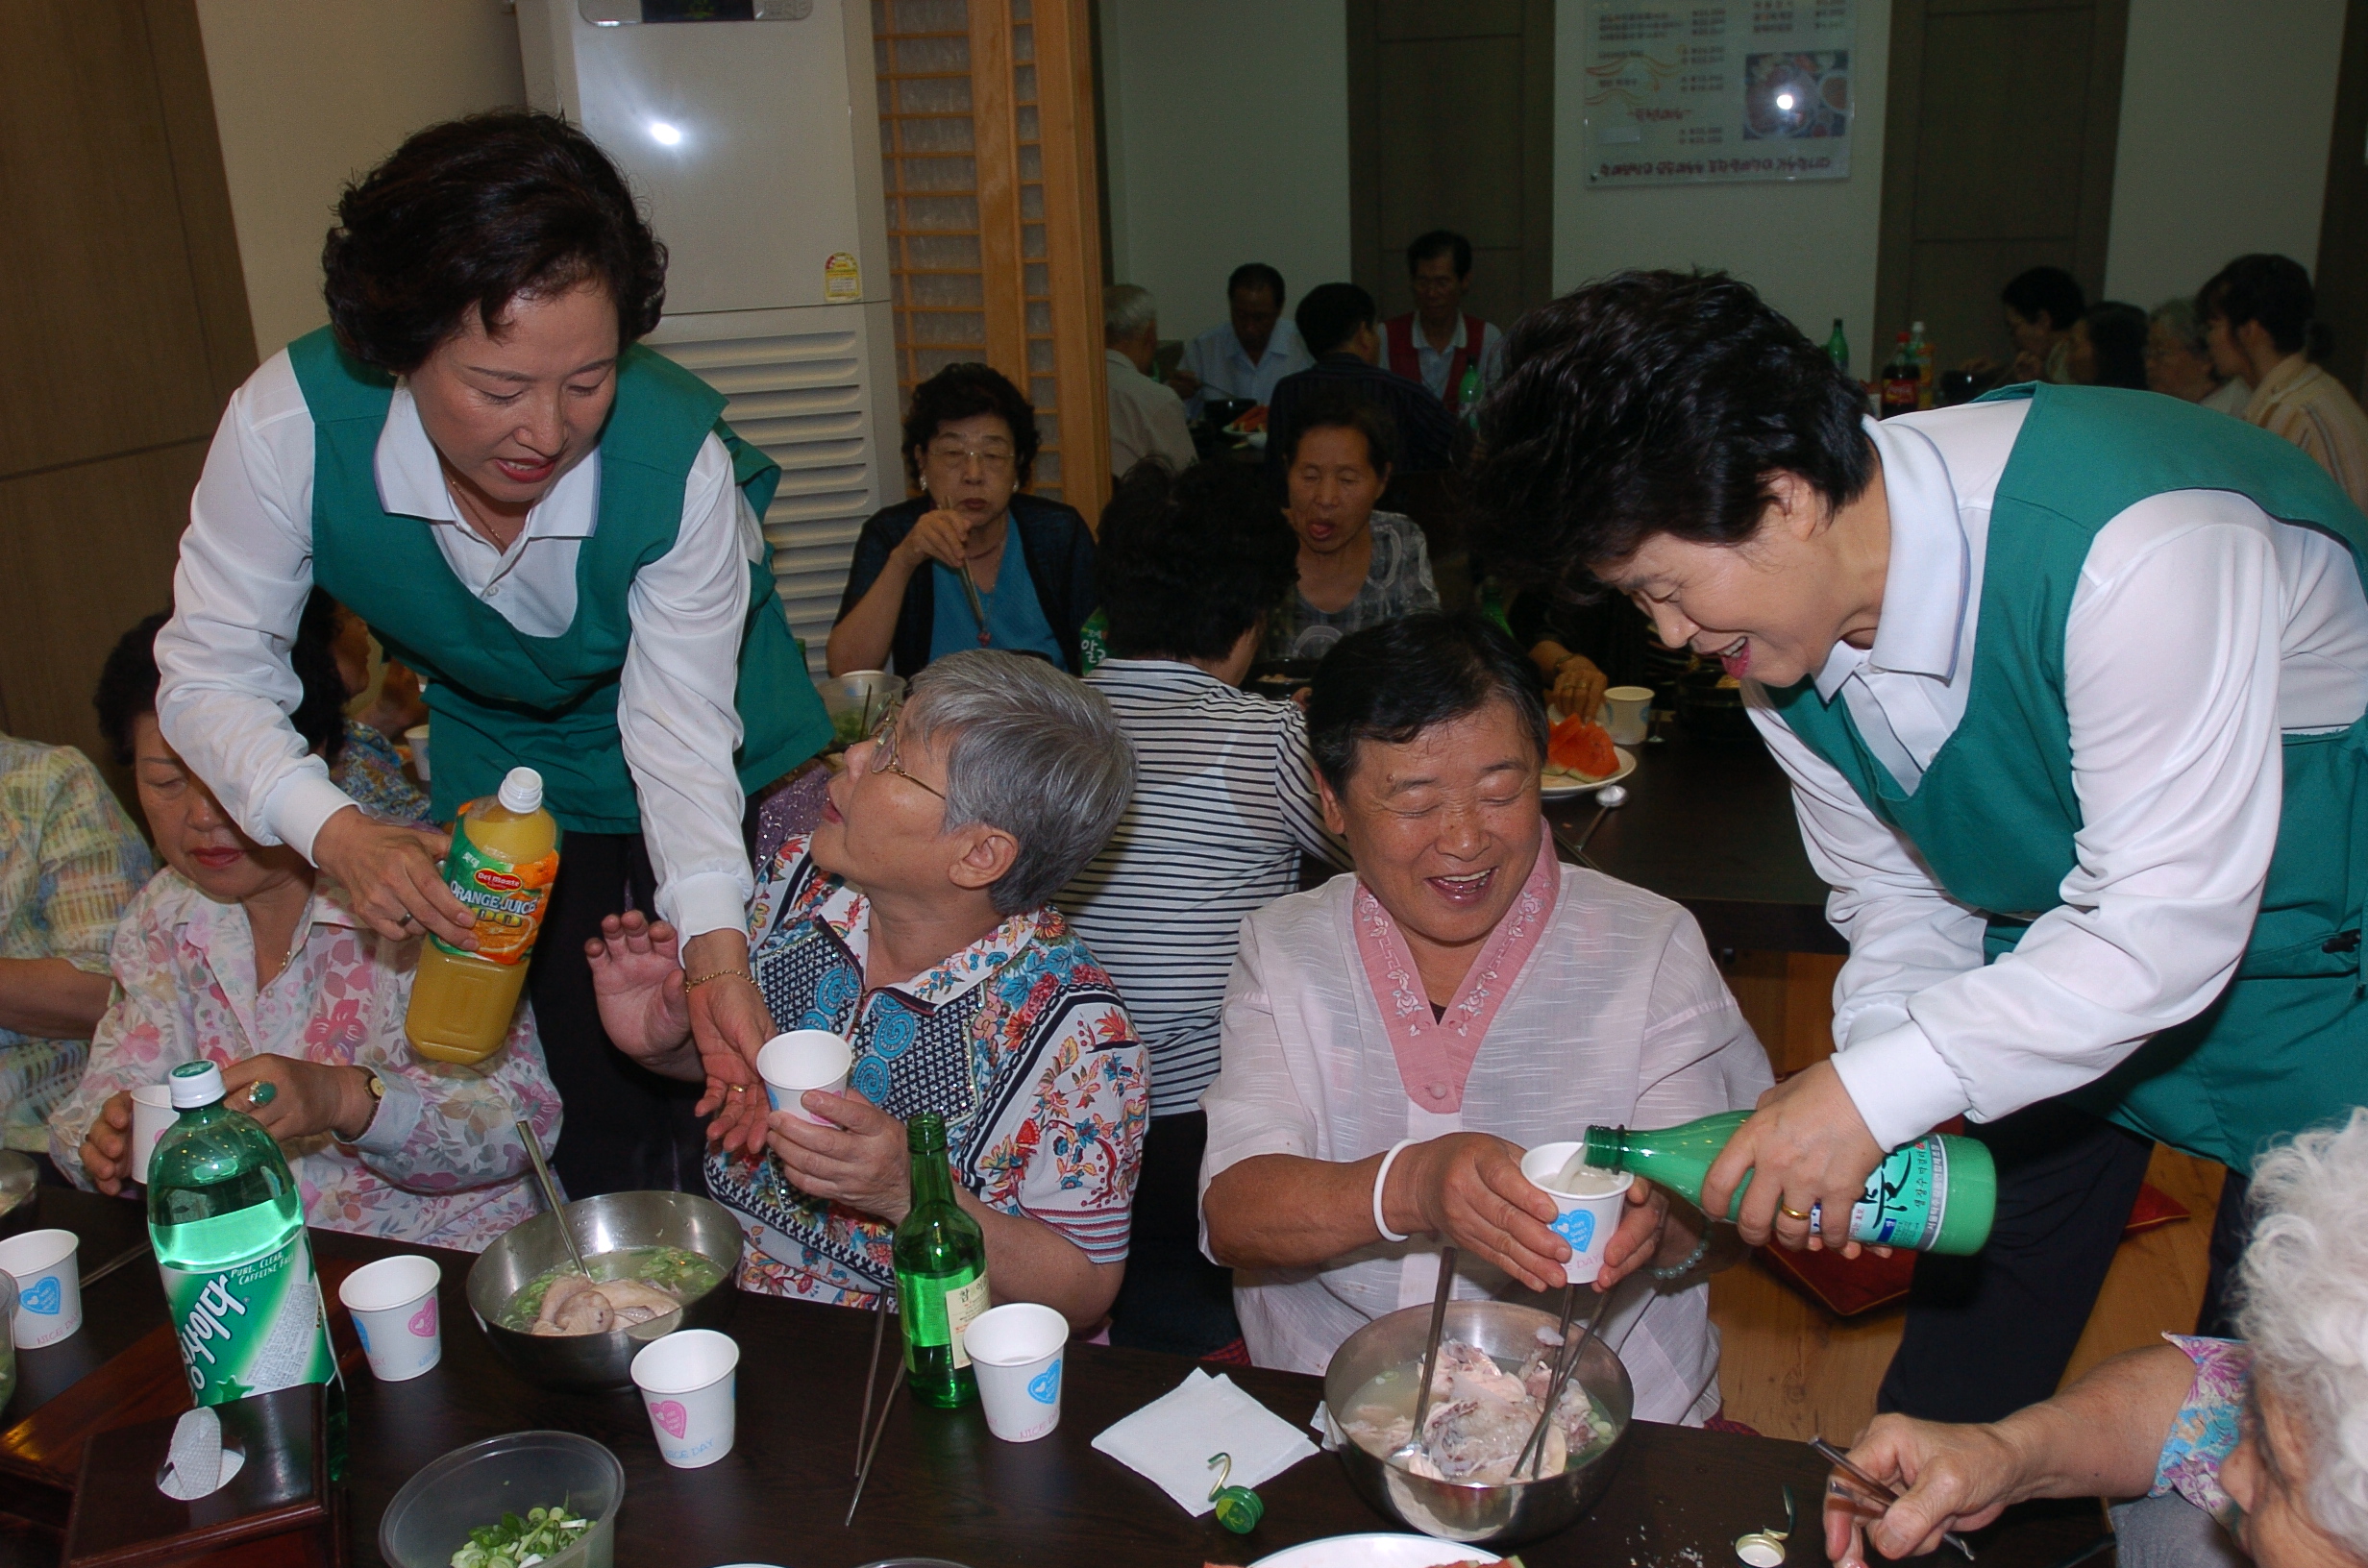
[0,1189,2109,1568]
[1543,724,1846,956]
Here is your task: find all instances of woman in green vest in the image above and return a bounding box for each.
[155,112,831,1198]
[1468,270,2368,1424]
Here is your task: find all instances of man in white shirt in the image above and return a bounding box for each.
[1466,268,2368,1421]
[1102,284,1197,480]
[1170,263,1314,418]
[1379,230,1504,406]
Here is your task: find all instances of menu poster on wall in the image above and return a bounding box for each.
[1585,1,1854,186]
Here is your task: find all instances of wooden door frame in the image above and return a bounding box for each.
[1874,0,2132,345]
[2316,0,2368,394]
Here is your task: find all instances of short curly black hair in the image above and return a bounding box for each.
[1097,460,1297,662]
[1307,613,1546,794]
[322,110,668,374]
[1467,269,1875,590]
[97,601,349,770]
[900,362,1042,489]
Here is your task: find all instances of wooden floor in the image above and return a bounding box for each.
[1708,952,2227,1441]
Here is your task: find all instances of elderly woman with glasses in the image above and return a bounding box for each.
[1825,1108,2368,1568]
[587,650,1147,1328]
[827,363,1099,678]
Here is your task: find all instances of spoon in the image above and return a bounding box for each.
[514,1116,590,1280]
[1564,783,1630,869]
[1735,1482,1796,1566]
[1394,1245,1458,1463]
[1517,1281,1615,1479]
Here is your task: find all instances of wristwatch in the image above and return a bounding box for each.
[343,1066,386,1140]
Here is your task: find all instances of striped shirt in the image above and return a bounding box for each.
[2243,352,2368,513]
[1061,661,1349,1117]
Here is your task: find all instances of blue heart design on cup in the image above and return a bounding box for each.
[1551,1209,1596,1253]
[1026,1362,1061,1404]
[19,1276,60,1315]
[354,1319,372,1354]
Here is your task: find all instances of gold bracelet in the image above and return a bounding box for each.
[681,968,754,994]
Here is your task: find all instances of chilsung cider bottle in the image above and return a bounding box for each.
[406,767,559,1065]
[1581,1111,1997,1255]
[148,1061,340,1413]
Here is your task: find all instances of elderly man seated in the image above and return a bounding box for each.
[1198,615,1773,1423]
[589,649,1147,1330]
[1825,1108,2368,1568]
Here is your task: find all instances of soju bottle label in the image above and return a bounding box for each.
[899,1267,991,1368]
[160,1234,336,1404]
[1848,1134,1950,1249]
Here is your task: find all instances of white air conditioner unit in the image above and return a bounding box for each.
[518,0,900,675]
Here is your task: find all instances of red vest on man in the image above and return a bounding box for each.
[1383,312,1487,404]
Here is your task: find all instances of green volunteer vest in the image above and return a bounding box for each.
[1765,383,2368,1172]
[287,328,831,835]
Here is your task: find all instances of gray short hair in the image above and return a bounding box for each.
[1104,283,1158,341]
[900,649,1137,914]
[2150,295,2209,357]
[2235,1107,2368,1556]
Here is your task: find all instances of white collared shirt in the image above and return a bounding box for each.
[1178,318,1314,415]
[1749,402,2368,1148]
[1394,312,1505,401]
[1103,349,1198,478]
[155,349,767,939]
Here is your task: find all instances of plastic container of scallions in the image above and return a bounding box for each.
[379,1431,624,1568]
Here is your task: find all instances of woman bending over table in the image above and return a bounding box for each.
[1825,1109,2368,1568]
[588,650,1147,1329]
[1198,614,1772,1423]
[58,617,562,1252]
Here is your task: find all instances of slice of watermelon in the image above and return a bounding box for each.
[1547,716,1619,778]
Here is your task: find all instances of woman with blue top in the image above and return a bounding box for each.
[827,363,1098,677]
[153,111,833,1199]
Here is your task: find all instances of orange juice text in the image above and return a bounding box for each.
[406,767,559,1065]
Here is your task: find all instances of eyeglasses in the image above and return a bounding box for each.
[866,707,946,801]
[925,442,1017,474]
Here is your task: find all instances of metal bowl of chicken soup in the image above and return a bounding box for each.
[468,1190,744,1391]
[1323,1298,1633,1548]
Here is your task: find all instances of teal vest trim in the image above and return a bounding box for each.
[288,328,830,834]
[1766,384,2368,1170]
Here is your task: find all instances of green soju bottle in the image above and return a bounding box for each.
[148,1061,345,1466]
[1455,362,1484,428]
[1581,1110,1997,1255]
[1824,317,1850,376]
[893,1113,989,1408]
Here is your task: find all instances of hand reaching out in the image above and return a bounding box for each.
[584,912,698,1077]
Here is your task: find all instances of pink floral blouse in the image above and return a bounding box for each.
[51,870,562,1252]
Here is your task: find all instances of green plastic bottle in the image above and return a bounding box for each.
[1455,362,1484,428]
[892,1113,988,1408]
[147,1061,344,1458]
[1581,1110,1997,1255]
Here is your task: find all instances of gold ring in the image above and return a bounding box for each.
[1780,1204,1813,1221]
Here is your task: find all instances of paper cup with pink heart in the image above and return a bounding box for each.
[631,1328,739,1468]
[336,1253,442,1382]
[1520,1141,1635,1285]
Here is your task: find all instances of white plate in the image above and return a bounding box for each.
[1542,745,1636,800]
[1251,1536,1502,1568]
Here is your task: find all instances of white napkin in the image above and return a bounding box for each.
[1091,1368,1320,1516]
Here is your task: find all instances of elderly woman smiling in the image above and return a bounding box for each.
[589,650,1147,1328]
[1826,1108,2368,1568]
[1198,615,1771,1421]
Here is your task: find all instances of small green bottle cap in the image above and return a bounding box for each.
[1581,1125,1623,1171]
[1929,1136,1998,1257]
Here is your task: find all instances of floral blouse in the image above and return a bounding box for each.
[2153,1335,2252,1526]
[51,870,562,1252]
[708,836,1147,1306]
[0,735,153,1152]
[332,719,432,827]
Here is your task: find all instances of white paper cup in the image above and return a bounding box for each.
[1520,1142,1635,1285]
[961,1301,1067,1443]
[755,1030,852,1123]
[1602,685,1655,746]
[130,1084,176,1185]
[337,1254,443,1382]
[404,723,431,782]
[631,1328,739,1468]
[0,1229,82,1347]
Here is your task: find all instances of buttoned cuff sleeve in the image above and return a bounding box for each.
[265,770,363,864]
[1830,1018,1973,1150]
[347,1069,426,1160]
[660,870,752,943]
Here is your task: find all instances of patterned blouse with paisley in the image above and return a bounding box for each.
[707,835,1149,1305]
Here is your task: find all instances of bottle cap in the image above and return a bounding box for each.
[496,767,544,814]
[168,1061,226,1110]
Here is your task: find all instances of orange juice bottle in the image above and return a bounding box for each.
[406,767,560,1065]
